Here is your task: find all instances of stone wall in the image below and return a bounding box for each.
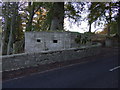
[2,43,102,72]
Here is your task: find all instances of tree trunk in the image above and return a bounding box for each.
[7,2,17,55]
[7,23,13,55]
[26,2,35,31]
[107,25,110,36]
[107,2,112,36]
[89,22,92,33]
[50,2,64,31]
[2,2,10,55]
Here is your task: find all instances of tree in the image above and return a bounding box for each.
[7,2,19,55]
[2,2,24,55]
[116,1,120,36]
[25,2,42,31]
[24,2,86,32]
[30,2,84,31]
[2,2,11,55]
[31,2,53,31]
[50,2,64,31]
[65,2,86,27]
[88,2,119,36]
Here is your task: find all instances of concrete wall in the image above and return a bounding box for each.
[25,31,79,53]
[2,43,102,72]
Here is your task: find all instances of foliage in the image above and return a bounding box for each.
[87,2,119,34]
[75,33,92,45]
[98,20,118,35]
[2,2,25,55]
[75,34,81,44]
[65,2,87,24]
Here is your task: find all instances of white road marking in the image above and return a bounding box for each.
[109,66,120,72]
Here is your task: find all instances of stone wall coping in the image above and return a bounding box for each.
[25,31,73,33]
[1,53,27,58]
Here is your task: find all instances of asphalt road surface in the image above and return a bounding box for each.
[3,51,119,88]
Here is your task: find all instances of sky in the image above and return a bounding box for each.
[64,20,105,33]
[64,17,105,33]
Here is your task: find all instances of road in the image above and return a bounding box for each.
[3,51,119,88]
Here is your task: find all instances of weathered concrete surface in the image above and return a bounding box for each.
[25,31,79,53]
[2,43,102,72]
